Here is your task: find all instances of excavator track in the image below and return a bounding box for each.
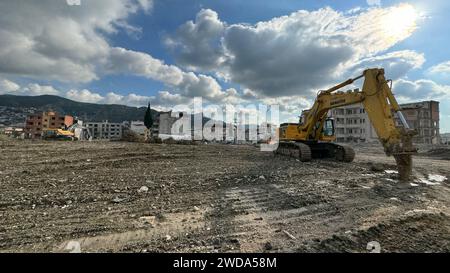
[276,141,312,162]
[334,144,355,163]
[276,141,355,163]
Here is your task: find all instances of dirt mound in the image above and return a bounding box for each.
[302,213,450,253]
[121,130,144,142]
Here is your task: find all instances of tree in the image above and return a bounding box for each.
[144,103,153,140]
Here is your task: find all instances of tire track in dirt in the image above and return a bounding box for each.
[208,183,340,252]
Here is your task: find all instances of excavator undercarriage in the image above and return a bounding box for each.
[275,141,355,163]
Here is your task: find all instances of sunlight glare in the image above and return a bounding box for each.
[381,4,418,40]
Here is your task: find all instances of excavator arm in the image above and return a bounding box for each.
[288,68,417,180]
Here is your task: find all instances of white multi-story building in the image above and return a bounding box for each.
[329,103,379,143]
[130,121,146,136]
[85,121,122,139]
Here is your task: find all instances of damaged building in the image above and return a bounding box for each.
[330,100,440,144]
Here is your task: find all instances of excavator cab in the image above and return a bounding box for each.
[323,119,335,137]
[319,118,336,142]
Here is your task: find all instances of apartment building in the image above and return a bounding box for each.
[24,111,74,139]
[329,100,440,144]
[85,121,123,139]
[329,103,378,143]
[130,121,146,136]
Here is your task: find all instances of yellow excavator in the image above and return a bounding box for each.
[277,68,417,181]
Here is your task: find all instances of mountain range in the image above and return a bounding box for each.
[0,94,157,123]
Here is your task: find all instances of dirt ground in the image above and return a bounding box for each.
[0,139,449,253]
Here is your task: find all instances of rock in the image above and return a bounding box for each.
[193,206,200,211]
[259,175,266,180]
[112,197,124,203]
[370,164,384,172]
[165,235,172,241]
[139,216,156,226]
[138,186,149,193]
[264,242,273,250]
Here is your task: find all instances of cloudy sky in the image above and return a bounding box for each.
[0,0,449,132]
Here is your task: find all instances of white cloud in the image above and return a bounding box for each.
[66,89,104,103]
[136,0,154,12]
[0,79,20,93]
[367,0,381,7]
[0,80,61,96]
[168,4,420,98]
[65,89,153,106]
[347,50,425,79]
[394,79,450,102]
[104,92,156,106]
[0,0,158,83]
[106,47,228,101]
[428,61,450,76]
[165,9,226,72]
[24,84,60,96]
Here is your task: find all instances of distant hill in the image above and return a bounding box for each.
[0,94,157,123]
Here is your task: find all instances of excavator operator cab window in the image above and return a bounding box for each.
[323,119,335,137]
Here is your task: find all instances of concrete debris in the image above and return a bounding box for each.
[283,230,297,240]
[385,170,398,174]
[112,197,125,203]
[428,174,447,182]
[138,186,149,193]
[139,216,156,226]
